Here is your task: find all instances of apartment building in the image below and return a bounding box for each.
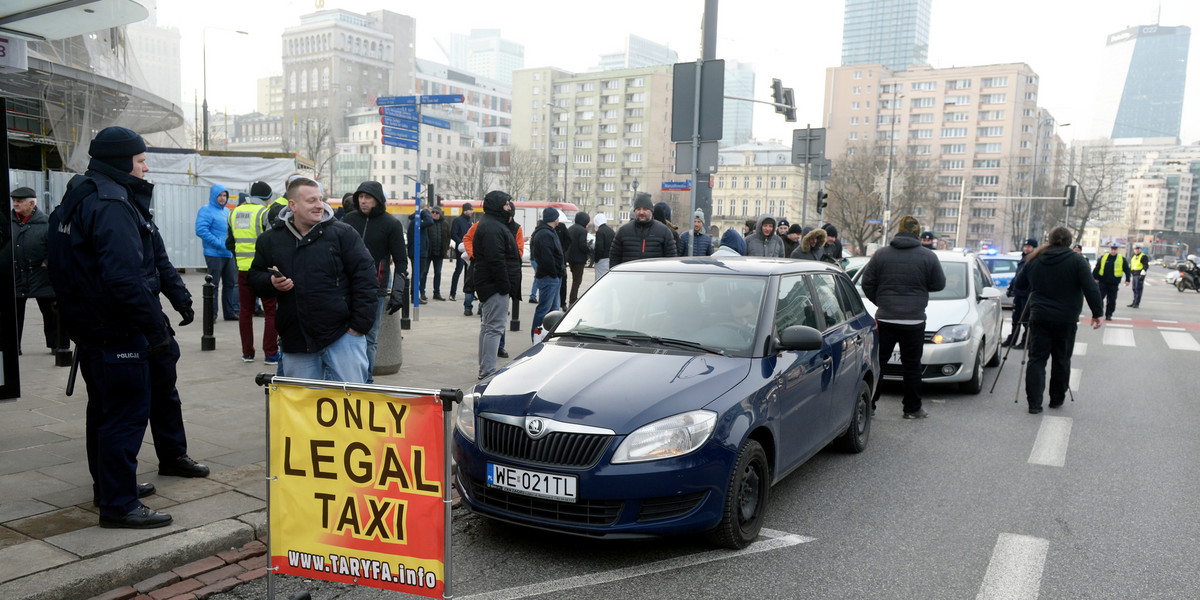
[511,65,676,223]
[823,62,1052,251]
[711,140,810,233]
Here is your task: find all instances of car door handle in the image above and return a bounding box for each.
[822,357,833,369]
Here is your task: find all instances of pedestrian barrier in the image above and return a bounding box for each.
[255,374,462,599]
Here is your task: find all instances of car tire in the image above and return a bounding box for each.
[708,439,770,550]
[836,381,871,453]
[985,337,1001,367]
[959,347,984,394]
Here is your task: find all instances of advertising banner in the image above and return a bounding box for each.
[269,384,446,597]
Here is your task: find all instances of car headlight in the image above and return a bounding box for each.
[932,324,971,344]
[611,410,717,464]
[455,393,477,442]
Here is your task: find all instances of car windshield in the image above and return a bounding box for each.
[930,262,969,300]
[554,270,768,356]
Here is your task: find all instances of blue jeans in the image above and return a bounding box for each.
[204,255,239,320]
[531,277,562,338]
[280,330,369,383]
[529,260,539,301]
[364,296,387,383]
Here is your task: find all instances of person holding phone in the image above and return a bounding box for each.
[248,177,378,383]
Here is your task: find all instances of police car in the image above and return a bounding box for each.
[980,253,1021,308]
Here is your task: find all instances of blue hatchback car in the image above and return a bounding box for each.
[453,257,879,548]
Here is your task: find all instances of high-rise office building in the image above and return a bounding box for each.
[841,0,931,71]
[595,35,678,71]
[722,60,755,147]
[1089,24,1190,140]
[456,29,524,85]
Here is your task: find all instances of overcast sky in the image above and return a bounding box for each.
[155,0,1200,144]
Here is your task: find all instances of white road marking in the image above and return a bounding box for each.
[457,528,815,600]
[1029,416,1073,467]
[1069,368,1081,392]
[1072,342,1086,356]
[1106,323,1132,328]
[976,533,1050,600]
[1102,327,1136,347]
[1153,319,1178,323]
[1156,326,1185,331]
[1162,331,1200,351]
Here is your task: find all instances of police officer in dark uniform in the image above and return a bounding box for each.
[47,127,177,528]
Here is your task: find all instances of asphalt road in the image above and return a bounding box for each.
[212,266,1200,600]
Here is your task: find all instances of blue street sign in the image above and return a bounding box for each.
[661,179,692,191]
[381,116,419,130]
[377,96,417,106]
[381,126,418,141]
[377,94,464,106]
[381,136,419,150]
[419,94,464,104]
[379,106,418,119]
[419,115,451,129]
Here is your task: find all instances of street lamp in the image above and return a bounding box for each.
[203,27,248,151]
[882,90,903,242]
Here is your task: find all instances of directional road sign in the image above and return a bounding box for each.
[382,116,419,131]
[381,136,419,150]
[419,115,451,129]
[377,94,465,106]
[381,127,418,141]
[379,106,418,119]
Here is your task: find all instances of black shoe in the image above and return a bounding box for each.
[1105,315,1112,321]
[497,348,509,358]
[94,482,156,507]
[902,408,929,419]
[1001,337,1012,348]
[1048,399,1064,408]
[1013,341,1025,350]
[1127,303,1135,307]
[528,297,538,304]
[223,316,239,321]
[159,455,210,478]
[254,307,264,317]
[464,309,473,316]
[433,294,446,301]
[449,295,456,301]
[1028,406,1043,414]
[420,294,428,302]
[99,505,172,529]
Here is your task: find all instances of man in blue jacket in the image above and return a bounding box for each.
[530,207,566,339]
[47,127,174,529]
[194,184,238,321]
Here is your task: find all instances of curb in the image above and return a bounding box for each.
[0,519,258,600]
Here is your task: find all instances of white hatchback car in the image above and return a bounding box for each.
[852,250,1004,394]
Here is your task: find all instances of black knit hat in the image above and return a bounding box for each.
[88,127,146,173]
[250,181,272,199]
[542,207,559,223]
[633,192,654,211]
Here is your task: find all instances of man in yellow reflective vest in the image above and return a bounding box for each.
[225,181,279,363]
[1127,242,1152,308]
[1091,241,1130,320]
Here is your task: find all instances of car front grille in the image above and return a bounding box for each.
[479,418,613,468]
[466,477,623,526]
[636,491,708,522]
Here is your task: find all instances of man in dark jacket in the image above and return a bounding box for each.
[1092,242,1130,320]
[566,210,591,305]
[430,206,452,300]
[822,223,843,260]
[530,207,566,339]
[342,181,408,382]
[46,127,174,529]
[472,190,521,379]
[450,202,474,306]
[554,217,570,307]
[1003,238,1037,349]
[860,215,946,419]
[407,208,435,302]
[592,213,615,280]
[248,177,378,383]
[10,187,58,353]
[610,192,677,267]
[679,209,715,257]
[1011,226,1103,413]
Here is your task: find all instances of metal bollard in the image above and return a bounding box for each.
[400,274,412,330]
[201,274,216,351]
[53,302,72,367]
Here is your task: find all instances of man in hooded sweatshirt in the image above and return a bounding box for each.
[592,212,615,280]
[714,228,747,256]
[194,184,238,321]
[791,228,834,263]
[610,192,677,267]
[745,214,785,257]
[342,181,408,381]
[566,210,591,304]
[1010,227,1103,414]
[471,191,522,379]
[530,207,566,338]
[248,177,377,383]
[860,215,946,419]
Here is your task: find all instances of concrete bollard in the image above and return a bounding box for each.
[374,301,403,376]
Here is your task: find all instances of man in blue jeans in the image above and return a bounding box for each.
[450,202,474,312]
[529,207,565,339]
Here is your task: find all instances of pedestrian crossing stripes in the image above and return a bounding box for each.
[1161,331,1200,351]
[1073,342,1086,356]
[1102,327,1136,347]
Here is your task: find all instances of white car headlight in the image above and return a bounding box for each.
[455,393,477,442]
[933,324,971,344]
[611,410,717,464]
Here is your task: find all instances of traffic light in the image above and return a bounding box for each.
[1064,184,1077,207]
[782,88,797,122]
[426,183,436,206]
[816,190,829,214]
[770,79,785,114]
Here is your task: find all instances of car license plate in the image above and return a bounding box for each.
[889,350,901,365]
[487,463,577,503]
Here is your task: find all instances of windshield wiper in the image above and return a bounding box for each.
[615,334,725,355]
[547,330,634,345]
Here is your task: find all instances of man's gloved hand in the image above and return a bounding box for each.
[177,304,195,327]
[394,276,407,295]
[1006,286,1013,298]
[387,287,405,315]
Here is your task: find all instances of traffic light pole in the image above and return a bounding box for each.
[685,0,718,257]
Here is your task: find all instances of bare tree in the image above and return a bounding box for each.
[282,118,334,190]
[825,143,937,255]
[502,147,551,202]
[1068,144,1124,243]
[442,147,494,201]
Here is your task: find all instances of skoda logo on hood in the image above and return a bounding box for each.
[525,417,548,439]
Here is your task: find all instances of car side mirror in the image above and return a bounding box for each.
[777,325,823,351]
[978,287,1002,302]
[542,310,565,333]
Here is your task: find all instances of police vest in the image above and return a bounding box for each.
[229,202,267,271]
[1131,253,1146,272]
[260,197,287,230]
[1098,253,1125,278]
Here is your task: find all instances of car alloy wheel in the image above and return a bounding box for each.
[959,346,984,394]
[709,439,769,549]
[837,382,871,453]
